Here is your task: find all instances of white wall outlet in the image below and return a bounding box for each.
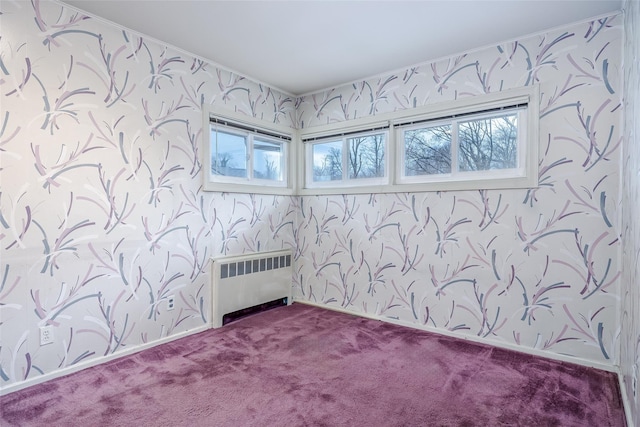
[40,325,54,346]
[167,295,175,311]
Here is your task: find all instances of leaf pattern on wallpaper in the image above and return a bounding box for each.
[0,0,627,391]
[1,0,296,387]
[295,13,623,363]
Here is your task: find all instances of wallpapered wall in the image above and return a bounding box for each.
[294,16,623,363]
[0,0,297,390]
[0,0,626,392]
[621,0,640,422]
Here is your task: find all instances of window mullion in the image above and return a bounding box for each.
[389,124,397,185]
[247,134,254,180]
[342,137,348,181]
[451,120,459,177]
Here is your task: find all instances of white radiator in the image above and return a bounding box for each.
[210,250,292,328]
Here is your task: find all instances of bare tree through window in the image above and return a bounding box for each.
[312,133,386,183]
[254,139,283,181]
[211,152,234,175]
[312,140,343,182]
[458,114,517,171]
[302,100,530,191]
[348,134,385,179]
[404,125,452,176]
[402,112,518,177]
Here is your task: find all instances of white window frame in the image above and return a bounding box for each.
[305,129,390,189]
[397,106,528,189]
[203,107,295,195]
[298,86,539,195]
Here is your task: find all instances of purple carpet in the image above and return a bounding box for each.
[0,303,626,426]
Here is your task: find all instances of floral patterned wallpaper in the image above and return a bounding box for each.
[294,15,623,364]
[0,0,296,391]
[0,0,629,396]
[620,0,640,422]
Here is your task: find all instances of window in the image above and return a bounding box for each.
[299,86,538,195]
[203,108,294,194]
[307,129,388,188]
[398,107,526,185]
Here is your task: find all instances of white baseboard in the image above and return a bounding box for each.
[294,299,616,373]
[0,324,210,397]
[618,371,635,427]
[4,300,630,426]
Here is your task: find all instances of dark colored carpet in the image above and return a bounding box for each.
[0,303,626,426]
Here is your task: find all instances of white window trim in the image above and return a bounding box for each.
[396,107,528,187]
[203,106,296,195]
[305,129,390,189]
[298,86,539,195]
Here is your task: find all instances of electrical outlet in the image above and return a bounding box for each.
[40,325,54,346]
[167,295,175,311]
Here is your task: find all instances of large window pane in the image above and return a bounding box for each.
[253,138,283,181]
[404,125,451,176]
[211,129,247,178]
[458,113,518,172]
[348,133,385,179]
[312,140,342,182]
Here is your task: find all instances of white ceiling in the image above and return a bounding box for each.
[59,0,624,96]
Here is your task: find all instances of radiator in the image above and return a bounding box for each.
[210,250,292,328]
